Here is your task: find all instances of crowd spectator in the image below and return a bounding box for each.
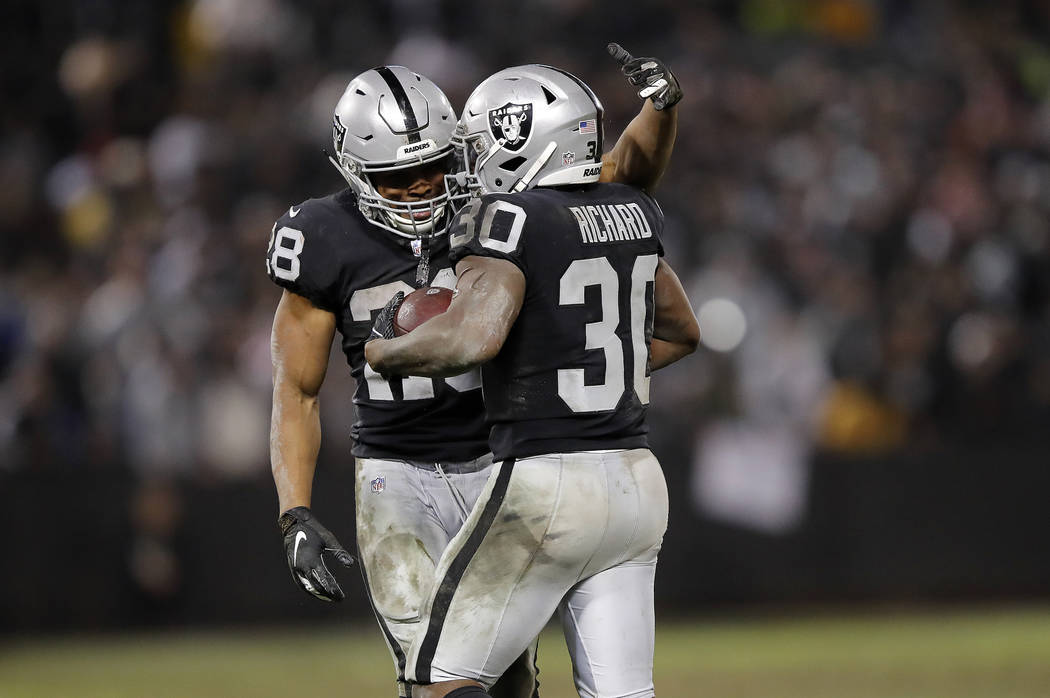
[2,0,1048,499]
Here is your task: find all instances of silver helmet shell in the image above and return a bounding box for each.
[452,64,605,195]
[329,66,458,238]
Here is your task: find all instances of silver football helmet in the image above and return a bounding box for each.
[329,66,458,238]
[451,64,605,195]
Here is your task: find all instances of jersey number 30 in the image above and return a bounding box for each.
[558,254,659,413]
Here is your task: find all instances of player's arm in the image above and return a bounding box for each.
[364,256,525,377]
[270,290,354,601]
[270,290,334,512]
[601,101,676,191]
[600,43,681,191]
[651,258,699,370]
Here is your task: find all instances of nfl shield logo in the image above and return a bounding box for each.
[488,102,533,152]
[370,476,385,494]
[411,239,422,257]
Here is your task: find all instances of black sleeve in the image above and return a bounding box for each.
[265,202,345,312]
[447,194,530,275]
[637,188,666,257]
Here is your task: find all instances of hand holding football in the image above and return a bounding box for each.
[394,286,454,336]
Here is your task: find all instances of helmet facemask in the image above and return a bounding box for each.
[446,124,491,200]
[330,147,456,239]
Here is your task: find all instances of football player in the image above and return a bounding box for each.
[268,47,682,698]
[364,64,698,698]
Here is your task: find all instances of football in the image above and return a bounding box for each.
[394,286,454,336]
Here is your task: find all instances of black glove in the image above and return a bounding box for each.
[278,506,354,602]
[370,290,405,341]
[608,43,683,111]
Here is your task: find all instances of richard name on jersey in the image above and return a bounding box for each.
[266,189,488,462]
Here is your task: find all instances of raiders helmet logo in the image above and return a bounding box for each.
[488,102,533,152]
[333,114,347,154]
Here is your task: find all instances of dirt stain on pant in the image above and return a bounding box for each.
[363,531,435,622]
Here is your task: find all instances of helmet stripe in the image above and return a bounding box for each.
[374,66,422,143]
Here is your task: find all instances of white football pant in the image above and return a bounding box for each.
[406,448,668,698]
[355,455,537,698]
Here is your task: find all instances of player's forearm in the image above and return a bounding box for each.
[270,382,322,513]
[603,101,677,190]
[365,314,490,378]
[650,310,700,371]
[650,337,696,371]
[366,258,524,377]
[650,258,699,370]
[268,291,334,514]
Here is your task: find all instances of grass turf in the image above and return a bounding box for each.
[2,606,1049,697]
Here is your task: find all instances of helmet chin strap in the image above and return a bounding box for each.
[328,152,355,189]
[512,141,558,192]
[471,137,556,193]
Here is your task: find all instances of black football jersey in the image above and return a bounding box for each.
[265,189,489,462]
[448,183,665,460]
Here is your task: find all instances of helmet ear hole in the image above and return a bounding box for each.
[499,156,528,172]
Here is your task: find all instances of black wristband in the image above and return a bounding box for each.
[278,506,311,535]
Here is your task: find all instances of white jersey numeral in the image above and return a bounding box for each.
[349,272,480,401]
[630,254,659,404]
[449,198,481,249]
[479,200,526,253]
[558,257,625,412]
[350,280,430,400]
[270,226,305,281]
[557,254,658,413]
[450,198,527,254]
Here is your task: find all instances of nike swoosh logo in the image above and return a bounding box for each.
[289,206,301,217]
[293,531,307,566]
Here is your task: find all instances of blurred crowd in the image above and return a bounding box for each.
[2,0,1049,540]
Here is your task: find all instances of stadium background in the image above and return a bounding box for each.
[2,0,1049,695]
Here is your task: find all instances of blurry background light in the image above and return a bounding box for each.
[696,298,747,353]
